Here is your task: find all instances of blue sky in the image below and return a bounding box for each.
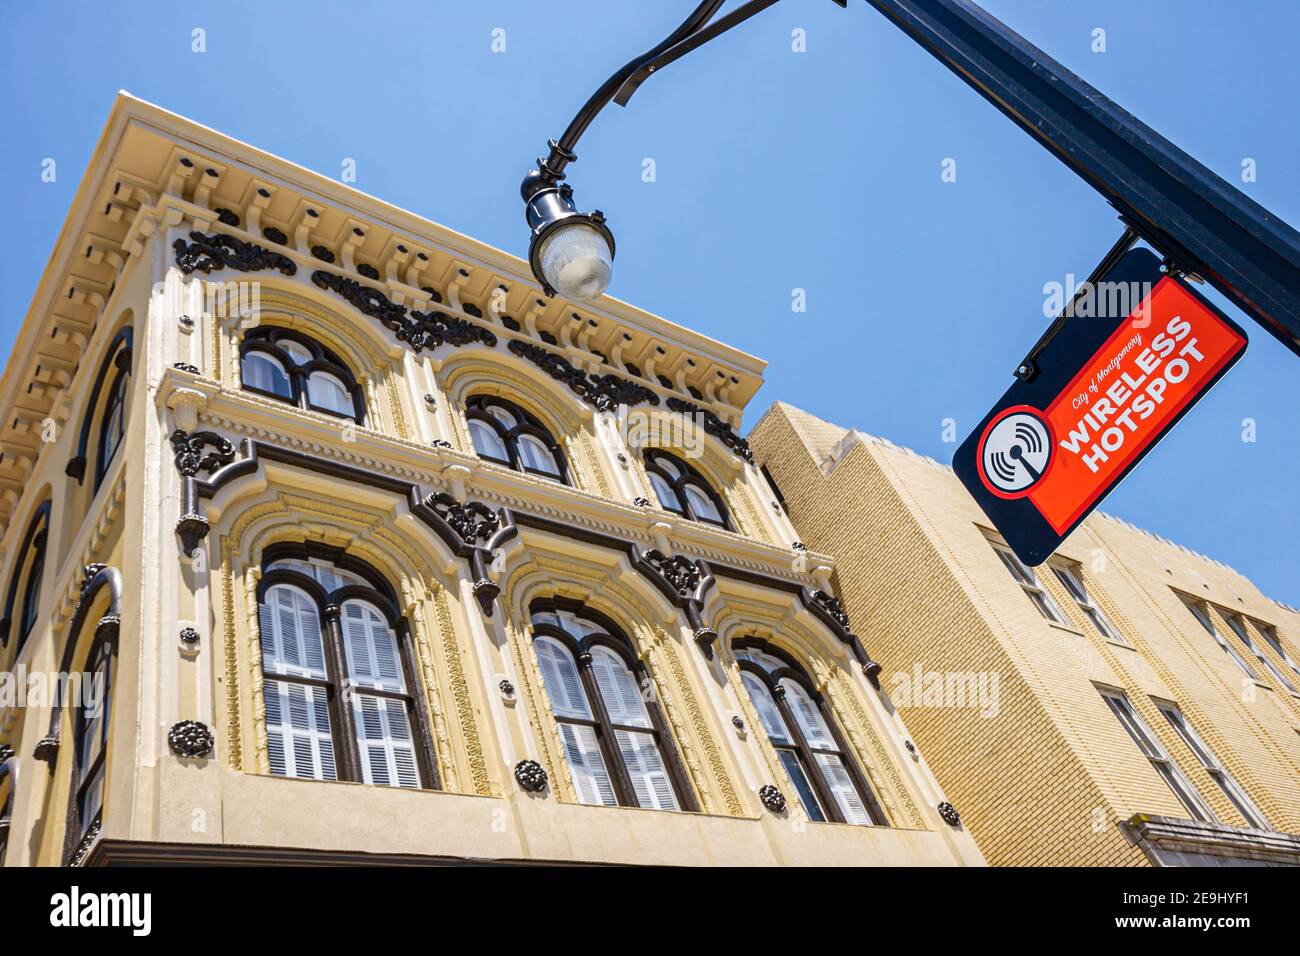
[2,1,1297,603]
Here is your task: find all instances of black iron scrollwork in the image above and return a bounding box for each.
[311,270,496,355]
[172,231,296,276]
[171,430,236,477]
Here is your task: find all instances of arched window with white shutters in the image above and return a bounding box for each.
[528,600,695,811]
[734,639,887,826]
[255,547,436,790]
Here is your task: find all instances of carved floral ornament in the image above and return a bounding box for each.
[168,720,215,759]
[514,759,548,793]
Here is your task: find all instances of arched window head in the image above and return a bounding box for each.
[734,639,887,826]
[643,449,729,528]
[529,600,695,811]
[255,546,436,790]
[466,396,567,482]
[240,327,365,423]
[1,500,50,653]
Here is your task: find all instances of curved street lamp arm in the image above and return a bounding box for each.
[536,1,727,184]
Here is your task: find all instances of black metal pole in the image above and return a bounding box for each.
[862,0,1300,357]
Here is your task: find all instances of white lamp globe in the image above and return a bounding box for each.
[538,221,613,301]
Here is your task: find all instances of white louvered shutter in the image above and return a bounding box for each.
[352,694,420,788]
[814,753,871,824]
[781,679,836,749]
[558,723,617,806]
[741,672,791,744]
[590,648,651,728]
[534,638,591,719]
[259,585,326,679]
[263,680,336,780]
[615,730,678,810]
[341,601,405,692]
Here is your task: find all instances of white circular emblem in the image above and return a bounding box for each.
[981,411,1052,494]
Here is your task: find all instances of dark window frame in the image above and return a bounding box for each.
[643,448,730,529]
[1,500,51,652]
[465,395,569,484]
[239,327,366,424]
[69,628,116,858]
[529,597,696,811]
[733,638,887,826]
[67,326,132,488]
[255,543,438,789]
[94,363,129,490]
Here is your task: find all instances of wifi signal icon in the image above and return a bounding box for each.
[979,408,1053,497]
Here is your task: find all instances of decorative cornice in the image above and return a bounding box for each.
[168,720,215,758]
[311,270,496,355]
[508,340,658,412]
[665,397,753,463]
[173,231,296,276]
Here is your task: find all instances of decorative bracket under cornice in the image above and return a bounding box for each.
[412,491,518,616]
[170,428,236,556]
[800,587,884,687]
[630,545,718,658]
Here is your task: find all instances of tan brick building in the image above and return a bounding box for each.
[750,401,1300,866]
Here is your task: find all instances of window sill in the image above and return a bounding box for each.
[1105,639,1138,652]
[1047,622,1085,638]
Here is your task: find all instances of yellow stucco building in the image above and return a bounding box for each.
[0,95,983,867]
[750,401,1300,867]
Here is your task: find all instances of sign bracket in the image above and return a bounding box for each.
[1014,225,1140,383]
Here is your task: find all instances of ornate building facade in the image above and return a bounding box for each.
[0,96,982,866]
[750,402,1300,867]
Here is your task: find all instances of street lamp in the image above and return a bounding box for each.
[520,0,808,300]
[521,166,614,301]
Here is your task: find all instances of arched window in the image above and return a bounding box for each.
[734,639,886,826]
[255,547,436,789]
[644,449,729,528]
[67,326,132,490]
[529,600,694,810]
[70,631,116,855]
[466,396,567,482]
[1,500,50,653]
[96,363,128,488]
[240,327,365,423]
